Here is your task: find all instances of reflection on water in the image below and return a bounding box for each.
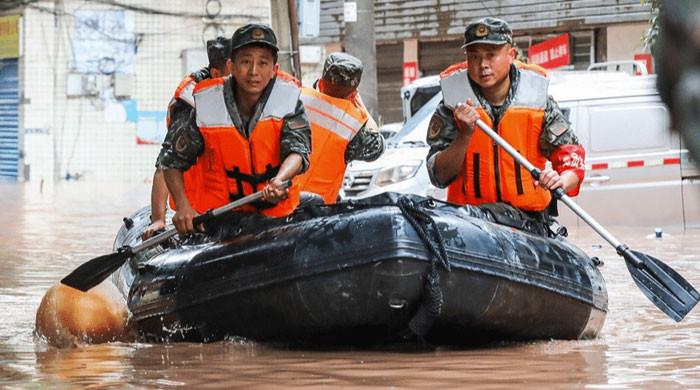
[1,181,700,388]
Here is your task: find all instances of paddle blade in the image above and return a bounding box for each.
[623,249,700,322]
[60,251,129,292]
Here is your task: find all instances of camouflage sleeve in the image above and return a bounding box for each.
[539,96,581,157]
[190,66,211,83]
[156,105,204,171]
[344,125,385,163]
[281,99,312,173]
[425,101,460,188]
[156,98,189,168]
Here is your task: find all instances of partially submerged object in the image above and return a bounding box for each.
[111,193,608,345]
[35,281,130,347]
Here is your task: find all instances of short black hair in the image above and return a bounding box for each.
[231,43,278,64]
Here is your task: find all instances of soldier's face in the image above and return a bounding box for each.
[210,64,231,79]
[465,43,515,90]
[231,46,278,96]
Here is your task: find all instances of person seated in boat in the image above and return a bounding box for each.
[159,23,311,235]
[426,17,585,221]
[143,36,233,240]
[296,52,385,205]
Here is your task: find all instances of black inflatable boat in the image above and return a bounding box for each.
[112,193,607,345]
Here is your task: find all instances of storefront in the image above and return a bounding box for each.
[0,14,20,181]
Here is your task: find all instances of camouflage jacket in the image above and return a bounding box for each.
[345,125,385,163]
[426,65,581,187]
[155,68,209,169]
[157,75,311,172]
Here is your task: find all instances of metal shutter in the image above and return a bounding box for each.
[418,39,465,76]
[0,58,19,181]
[376,43,403,123]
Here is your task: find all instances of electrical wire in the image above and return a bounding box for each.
[88,0,262,20]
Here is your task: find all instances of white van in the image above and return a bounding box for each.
[549,71,699,228]
[343,70,700,229]
[400,75,440,122]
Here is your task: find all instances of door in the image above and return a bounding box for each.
[0,58,19,181]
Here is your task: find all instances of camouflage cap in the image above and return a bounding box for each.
[462,17,513,48]
[231,23,278,53]
[206,36,231,68]
[322,52,363,88]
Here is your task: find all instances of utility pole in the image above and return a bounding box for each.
[269,0,301,78]
[287,0,301,78]
[343,0,378,118]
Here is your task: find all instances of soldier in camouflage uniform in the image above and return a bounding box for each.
[426,17,586,215]
[297,52,385,205]
[158,23,311,234]
[143,36,232,239]
[320,53,385,164]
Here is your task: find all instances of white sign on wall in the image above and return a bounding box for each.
[298,0,320,38]
[344,2,357,23]
[300,45,323,64]
[72,10,136,75]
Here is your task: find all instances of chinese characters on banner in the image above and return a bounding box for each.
[403,61,418,86]
[528,33,570,69]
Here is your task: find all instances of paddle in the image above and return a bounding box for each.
[61,180,291,292]
[474,118,699,322]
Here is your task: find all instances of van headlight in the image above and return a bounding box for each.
[374,160,422,187]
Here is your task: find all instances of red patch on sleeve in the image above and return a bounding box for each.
[551,144,586,196]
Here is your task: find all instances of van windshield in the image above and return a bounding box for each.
[410,85,441,117]
[390,92,442,146]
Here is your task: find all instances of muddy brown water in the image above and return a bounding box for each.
[1,181,699,389]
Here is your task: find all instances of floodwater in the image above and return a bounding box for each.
[1,181,700,389]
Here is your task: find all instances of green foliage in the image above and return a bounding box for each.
[642,0,662,52]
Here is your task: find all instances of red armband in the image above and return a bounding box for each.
[551,144,586,197]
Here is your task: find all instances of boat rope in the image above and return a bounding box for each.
[397,196,451,338]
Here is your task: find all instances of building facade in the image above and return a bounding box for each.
[0,0,270,182]
[300,0,655,123]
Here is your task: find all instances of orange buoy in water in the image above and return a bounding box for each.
[35,281,131,348]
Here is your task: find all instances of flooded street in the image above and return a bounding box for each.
[1,181,700,388]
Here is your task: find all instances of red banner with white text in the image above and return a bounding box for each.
[528,33,570,69]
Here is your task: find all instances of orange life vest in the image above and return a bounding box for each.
[440,65,552,211]
[167,74,201,211]
[275,69,302,87]
[168,70,299,211]
[189,76,302,217]
[296,86,369,204]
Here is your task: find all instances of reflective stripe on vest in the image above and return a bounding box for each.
[262,77,302,119]
[195,81,234,128]
[441,69,551,211]
[191,77,301,217]
[297,87,369,204]
[511,70,548,108]
[175,76,196,107]
[301,89,365,141]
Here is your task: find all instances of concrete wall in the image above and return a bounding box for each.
[606,22,649,61]
[307,0,652,45]
[21,0,269,183]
